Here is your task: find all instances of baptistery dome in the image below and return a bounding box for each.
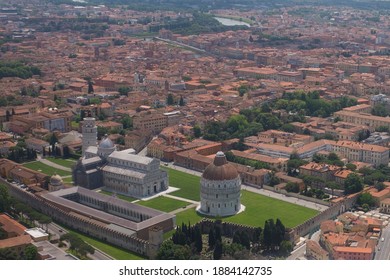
[198,151,242,217]
[202,151,239,181]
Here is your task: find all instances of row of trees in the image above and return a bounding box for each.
[0,184,52,229]
[0,244,38,260]
[5,138,37,163]
[158,219,292,260]
[202,91,357,142]
[225,151,269,170]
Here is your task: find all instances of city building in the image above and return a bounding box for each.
[334,110,390,131]
[255,139,389,167]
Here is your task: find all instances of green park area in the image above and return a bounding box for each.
[98,190,137,203]
[23,161,71,177]
[173,191,318,229]
[162,167,200,201]
[62,177,73,184]
[161,167,319,229]
[45,157,76,169]
[136,196,191,213]
[64,227,146,260]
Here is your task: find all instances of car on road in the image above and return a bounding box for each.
[378,247,381,251]
[381,237,385,242]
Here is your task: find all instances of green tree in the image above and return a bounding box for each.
[344,173,364,195]
[285,182,300,193]
[118,86,131,96]
[375,182,385,191]
[0,184,11,212]
[357,193,376,208]
[193,125,202,138]
[87,80,94,94]
[279,240,293,257]
[213,240,223,260]
[240,231,251,250]
[121,115,133,130]
[24,245,38,260]
[208,227,216,249]
[268,171,280,187]
[275,218,286,247]
[179,95,185,106]
[263,219,275,251]
[167,93,174,105]
[156,240,192,260]
[194,225,202,253]
[346,163,357,171]
[372,104,388,117]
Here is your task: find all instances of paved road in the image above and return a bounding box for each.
[375,225,390,260]
[47,222,113,260]
[287,243,306,260]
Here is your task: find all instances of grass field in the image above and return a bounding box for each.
[23,161,72,177]
[168,191,318,229]
[62,177,73,184]
[45,157,76,168]
[99,190,137,202]
[136,196,191,212]
[224,190,319,228]
[175,208,204,225]
[161,167,318,228]
[64,227,146,260]
[162,167,200,201]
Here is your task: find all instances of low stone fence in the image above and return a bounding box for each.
[263,185,331,206]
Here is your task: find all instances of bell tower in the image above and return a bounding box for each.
[82,117,97,156]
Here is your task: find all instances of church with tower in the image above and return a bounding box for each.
[73,118,168,197]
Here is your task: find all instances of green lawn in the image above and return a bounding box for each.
[162,167,200,201]
[23,161,71,177]
[45,157,76,169]
[224,190,319,228]
[170,190,319,229]
[62,177,73,184]
[64,227,146,260]
[99,190,137,202]
[175,208,204,226]
[136,196,191,213]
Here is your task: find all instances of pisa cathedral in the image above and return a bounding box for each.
[73,117,168,197]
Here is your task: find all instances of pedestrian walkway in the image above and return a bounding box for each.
[164,194,199,205]
[169,204,197,215]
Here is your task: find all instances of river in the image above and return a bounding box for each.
[214,17,251,27]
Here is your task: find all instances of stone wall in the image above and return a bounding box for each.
[287,193,359,242]
[263,185,331,206]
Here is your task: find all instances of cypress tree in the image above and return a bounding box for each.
[208,227,216,249]
[213,240,222,260]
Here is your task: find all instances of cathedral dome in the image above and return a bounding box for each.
[202,151,239,181]
[50,174,63,186]
[99,137,114,149]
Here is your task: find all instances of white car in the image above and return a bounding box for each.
[381,237,385,242]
